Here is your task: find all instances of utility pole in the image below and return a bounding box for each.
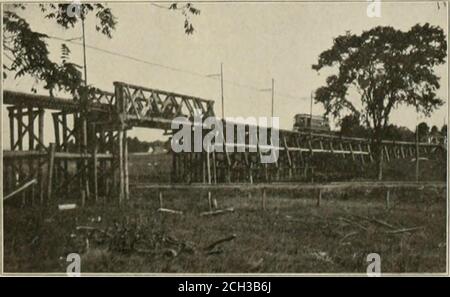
[81,14,88,85]
[220,63,224,119]
[207,64,225,119]
[258,80,275,126]
[271,78,275,119]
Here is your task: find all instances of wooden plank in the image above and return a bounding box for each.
[132,181,446,191]
[4,179,38,201]
[47,143,56,202]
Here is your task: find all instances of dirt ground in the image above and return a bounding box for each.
[3,186,447,274]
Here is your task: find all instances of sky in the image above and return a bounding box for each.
[2,1,448,147]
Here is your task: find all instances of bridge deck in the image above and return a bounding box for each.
[2,89,441,148]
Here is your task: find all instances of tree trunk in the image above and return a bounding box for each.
[372,137,383,181]
[377,154,383,181]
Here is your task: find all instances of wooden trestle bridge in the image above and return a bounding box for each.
[2,82,446,205]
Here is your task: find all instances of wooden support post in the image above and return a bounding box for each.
[47,143,56,203]
[385,190,390,210]
[17,108,24,203]
[339,142,346,158]
[38,109,44,149]
[38,109,45,204]
[53,114,60,149]
[17,108,23,150]
[82,115,90,200]
[202,152,206,183]
[92,146,98,203]
[225,151,232,183]
[212,151,217,184]
[27,108,35,150]
[283,136,293,179]
[384,146,390,162]
[308,139,313,156]
[9,108,15,150]
[400,145,406,159]
[358,143,365,165]
[262,188,266,210]
[159,191,163,208]
[208,191,212,211]
[295,137,304,166]
[349,143,355,161]
[118,129,124,204]
[207,145,212,184]
[367,143,374,162]
[124,129,129,200]
[27,108,35,204]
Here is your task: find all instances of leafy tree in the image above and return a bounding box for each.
[417,122,430,141]
[441,124,447,136]
[339,114,368,138]
[3,3,200,96]
[430,125,439,135]
[312,24,447,179]
[384,124,414,141]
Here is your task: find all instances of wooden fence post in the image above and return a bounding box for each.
[47,143,56,203]
[159,191,163,209]
[262,188,266,210]
[385,190,390,210]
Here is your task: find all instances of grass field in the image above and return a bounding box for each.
[3,186,447,274]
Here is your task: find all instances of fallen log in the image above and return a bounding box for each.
[204,234,237,251]
[385,226,424,234]
[58,204,77,210]
[338,217,368,231]
[339,231,359,243]
[352,215,396,229]
[3,179,37,201]
[157,208,183,215]
[200,207,234,217]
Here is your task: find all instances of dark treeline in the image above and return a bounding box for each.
[127,137,169,153]
[338,114,447,142]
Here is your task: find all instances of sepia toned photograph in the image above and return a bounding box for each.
[1,0,448,277]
